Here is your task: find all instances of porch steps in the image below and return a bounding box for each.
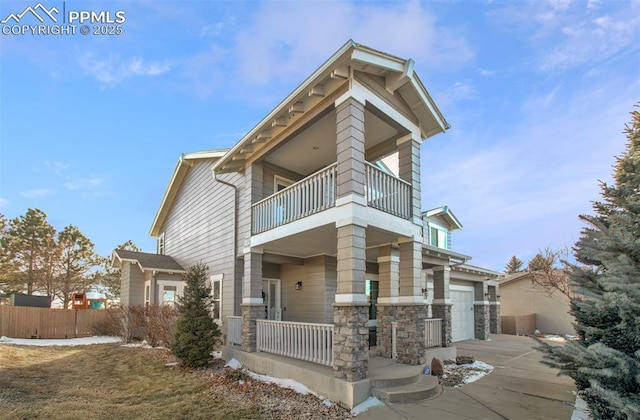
[372,375,441,403]
[369,356,441,403]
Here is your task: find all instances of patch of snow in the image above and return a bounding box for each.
[467,361,494,371]
[121,340,154,349]
[571,394,592,420]
[225,358,242,369]
[0,336,121,346]
[247,371,313,395]
[351,396,385,415]
[165,362,179,367]
[211,350,222,358]
[322,399,334,407]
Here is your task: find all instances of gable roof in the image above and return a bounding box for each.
[500,271,532,286]
[424,206,463,230]
[149,149,228,237]
[213,39,449,174]
[111,249,185,273]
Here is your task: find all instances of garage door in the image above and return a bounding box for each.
[451,288,474,342]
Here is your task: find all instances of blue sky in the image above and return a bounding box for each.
[0,0,638,272]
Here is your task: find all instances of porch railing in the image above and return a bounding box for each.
[252,164,337,234]
[227,316,243,346]
[256,320,334,366]
[365,162,412,219]
[425,318,443,348]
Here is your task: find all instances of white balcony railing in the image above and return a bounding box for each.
[365,162,412,219]
[256,320,334,366]
[227,316,243,346]
[425,318,443,348]
[252,164,337,234]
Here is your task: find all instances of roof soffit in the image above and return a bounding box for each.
[214,40,449,173]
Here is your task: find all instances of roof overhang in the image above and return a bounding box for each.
[212,40,449,174]
[424,206,463,230]
[149,149,228,237]
[110,250,186,274]
[423,244,470,265]
[454,264,501,280]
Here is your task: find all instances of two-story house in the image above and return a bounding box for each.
[113,40,500,407]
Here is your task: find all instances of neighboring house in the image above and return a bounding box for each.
[111,249,185,307]
[499,271,574,335]
[114,40,500,407]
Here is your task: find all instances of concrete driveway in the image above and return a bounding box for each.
[358,334,577,419]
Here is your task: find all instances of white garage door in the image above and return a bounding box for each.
[451,288,474,342]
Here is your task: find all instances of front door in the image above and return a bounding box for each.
[262,279,281,320]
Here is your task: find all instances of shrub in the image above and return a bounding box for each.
[171,263,220,367]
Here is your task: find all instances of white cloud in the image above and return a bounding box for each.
[228,1,473,89]
[44,160,70,176]
[0,197,8,207]
[20,189,54,198]
[79,53,172,86]
[64,176,105,191]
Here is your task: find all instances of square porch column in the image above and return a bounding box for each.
[333,222,369,381]
[375,244,399,358]
[241,249,263,353]
[395,239,428,365]
[432,265,452,347]
[474,282,490,340]
[398,135,422,224]
[335,96,366,201]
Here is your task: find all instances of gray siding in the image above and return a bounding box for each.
[161,159,243,319]
[124,262,145,306]
[281,256,336,324]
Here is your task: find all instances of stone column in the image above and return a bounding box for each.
[333,222,369,380]
[241,250,263,353]
[474,282,490,340]
[432,266,452,347]
[333,304,369,381]
[488,285,501,334]
[395,240,427,364]
[376,245,399,358]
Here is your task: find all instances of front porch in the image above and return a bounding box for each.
[223,335,454,409]
[224,316,452,408]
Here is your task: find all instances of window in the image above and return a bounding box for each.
[210,274,223,321]
[274,175,294,192]
[157,233,165,255]
[429,226,448,249]
[162,285,176,306]
[145,284,150,303]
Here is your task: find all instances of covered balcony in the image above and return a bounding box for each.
[251,160,412,234]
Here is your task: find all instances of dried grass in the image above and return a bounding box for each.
[0,344,259,419]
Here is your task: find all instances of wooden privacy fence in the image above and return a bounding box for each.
[0,305,108,339]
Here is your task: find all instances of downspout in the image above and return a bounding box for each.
[212,169,239,311]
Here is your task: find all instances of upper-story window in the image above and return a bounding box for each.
[158,233,165,255]
[274,175,294,192]
[429,225,448,250]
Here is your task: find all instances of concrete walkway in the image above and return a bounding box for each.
[358,334,577,419]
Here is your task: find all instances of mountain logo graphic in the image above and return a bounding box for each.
[1,3,60,24]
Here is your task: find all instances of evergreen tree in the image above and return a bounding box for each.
[56,225,100,308]
[542,106,640,419]
[1,209,56,295]
[171,262,220,368]
[504,255,524,274]
[94,240,140,302]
